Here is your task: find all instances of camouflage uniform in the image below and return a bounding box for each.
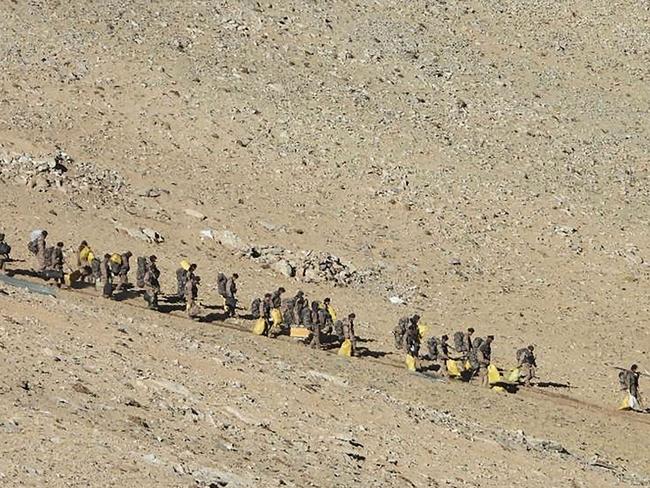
[185,276,200,319]
[0,234,11,274]
[50,244,65,287]
[516,347,537,386]
[292,292,306,325]
[143,259,161,310]
[100,255,113,299]
[477,339,493,387]
[176,268,188,299]
[342,315,357,356]
[306,304,323,349]
[115,252,132,292]
[224,275,237,317]
[36,234,48,272]
[620,369,640,400]
[393,317,410,350]
[404,324,421,359]
[261,295,273,336]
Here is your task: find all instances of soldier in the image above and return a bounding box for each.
[269,287,285,333]
[115,251,133,293]
[299,299,313,328]
[292,291,306,325]
[477,335,494,387]
[281,296,296,327]
[176,262,194,299]
[516,345,537,387]
[404,321,421,360]
[619,365,642,411]
[35,230,48,272]
[394,314,420,351]
[250,297,262,319]
[271,287,285,309]
[0,233,11,274]
[342,313,357,356]
[76,240,93,282]
[333,319,345,345]
[50,242,65,287]
[452,327,474,357]
[323,297,337,322]
[185,274,201,320]
[224,273,238,317]
[100,253,113,299]
[429,334,450,376]
[261,293,273,336]
[304,301,322,348]
[143,255,161,310]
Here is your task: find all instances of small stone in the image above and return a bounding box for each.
[185,209,207,220]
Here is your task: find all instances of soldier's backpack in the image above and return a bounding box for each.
[136,257,147,288]
[472,337,484,350]
[27,240,39,255]
[0,242,11,256]
[90,257,101,279]
[618,371,627,390]
[427,336,439,360]
[109,254,122,274]
[216,273,227,296]
[453,331,465,352]
[250,298,261,319]
[43,247,55,268]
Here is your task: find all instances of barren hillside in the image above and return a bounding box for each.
[1,1,649,487]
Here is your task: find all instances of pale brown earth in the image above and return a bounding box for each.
[0,1,649,487]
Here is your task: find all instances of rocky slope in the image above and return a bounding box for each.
[0,1,649,486]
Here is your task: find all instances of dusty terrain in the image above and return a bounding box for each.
[1,1,649,486]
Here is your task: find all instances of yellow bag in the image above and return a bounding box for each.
[492,386,506,393]
[618,393,640,411]
[506,368,520,383]
[110,253,122,265]
[405,354,417,372]
[338,339,352,357]
[86,251,95,264]
[418,323,430,340]
[327,305,337,321]
[271,308,283,327]
[487,364,502,385]
[464,360,471,371]
[447,360,463,377]
[180,259,191,271]
[252,318,266,336]
[79,246,91,263]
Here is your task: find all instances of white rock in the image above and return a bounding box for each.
[184,208,206,220]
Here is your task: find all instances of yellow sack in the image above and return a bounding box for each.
[79,246,91,263]
[464,360,472,371]
[252,318,266,336]
[418,323,430,340]
[447,359,462,378]
[405,354,417,372]
[86,251,95,264]
[492,386,506,393]
[327,305,337,321]
[506,368,520,383]
[180,259,191,271]
[338,339,352,357]
[618,393,640,411]
[487,364,502,385]
[110,253,122,265]
[271,308,283,327]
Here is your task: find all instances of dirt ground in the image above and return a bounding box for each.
[0,1,649,487]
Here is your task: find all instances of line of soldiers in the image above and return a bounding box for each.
[393,315,537,387]
[249,288,357,354]
[0,230,645,409]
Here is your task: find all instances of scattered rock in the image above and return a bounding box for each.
[271,259,294,278]
[185,209,207,220]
